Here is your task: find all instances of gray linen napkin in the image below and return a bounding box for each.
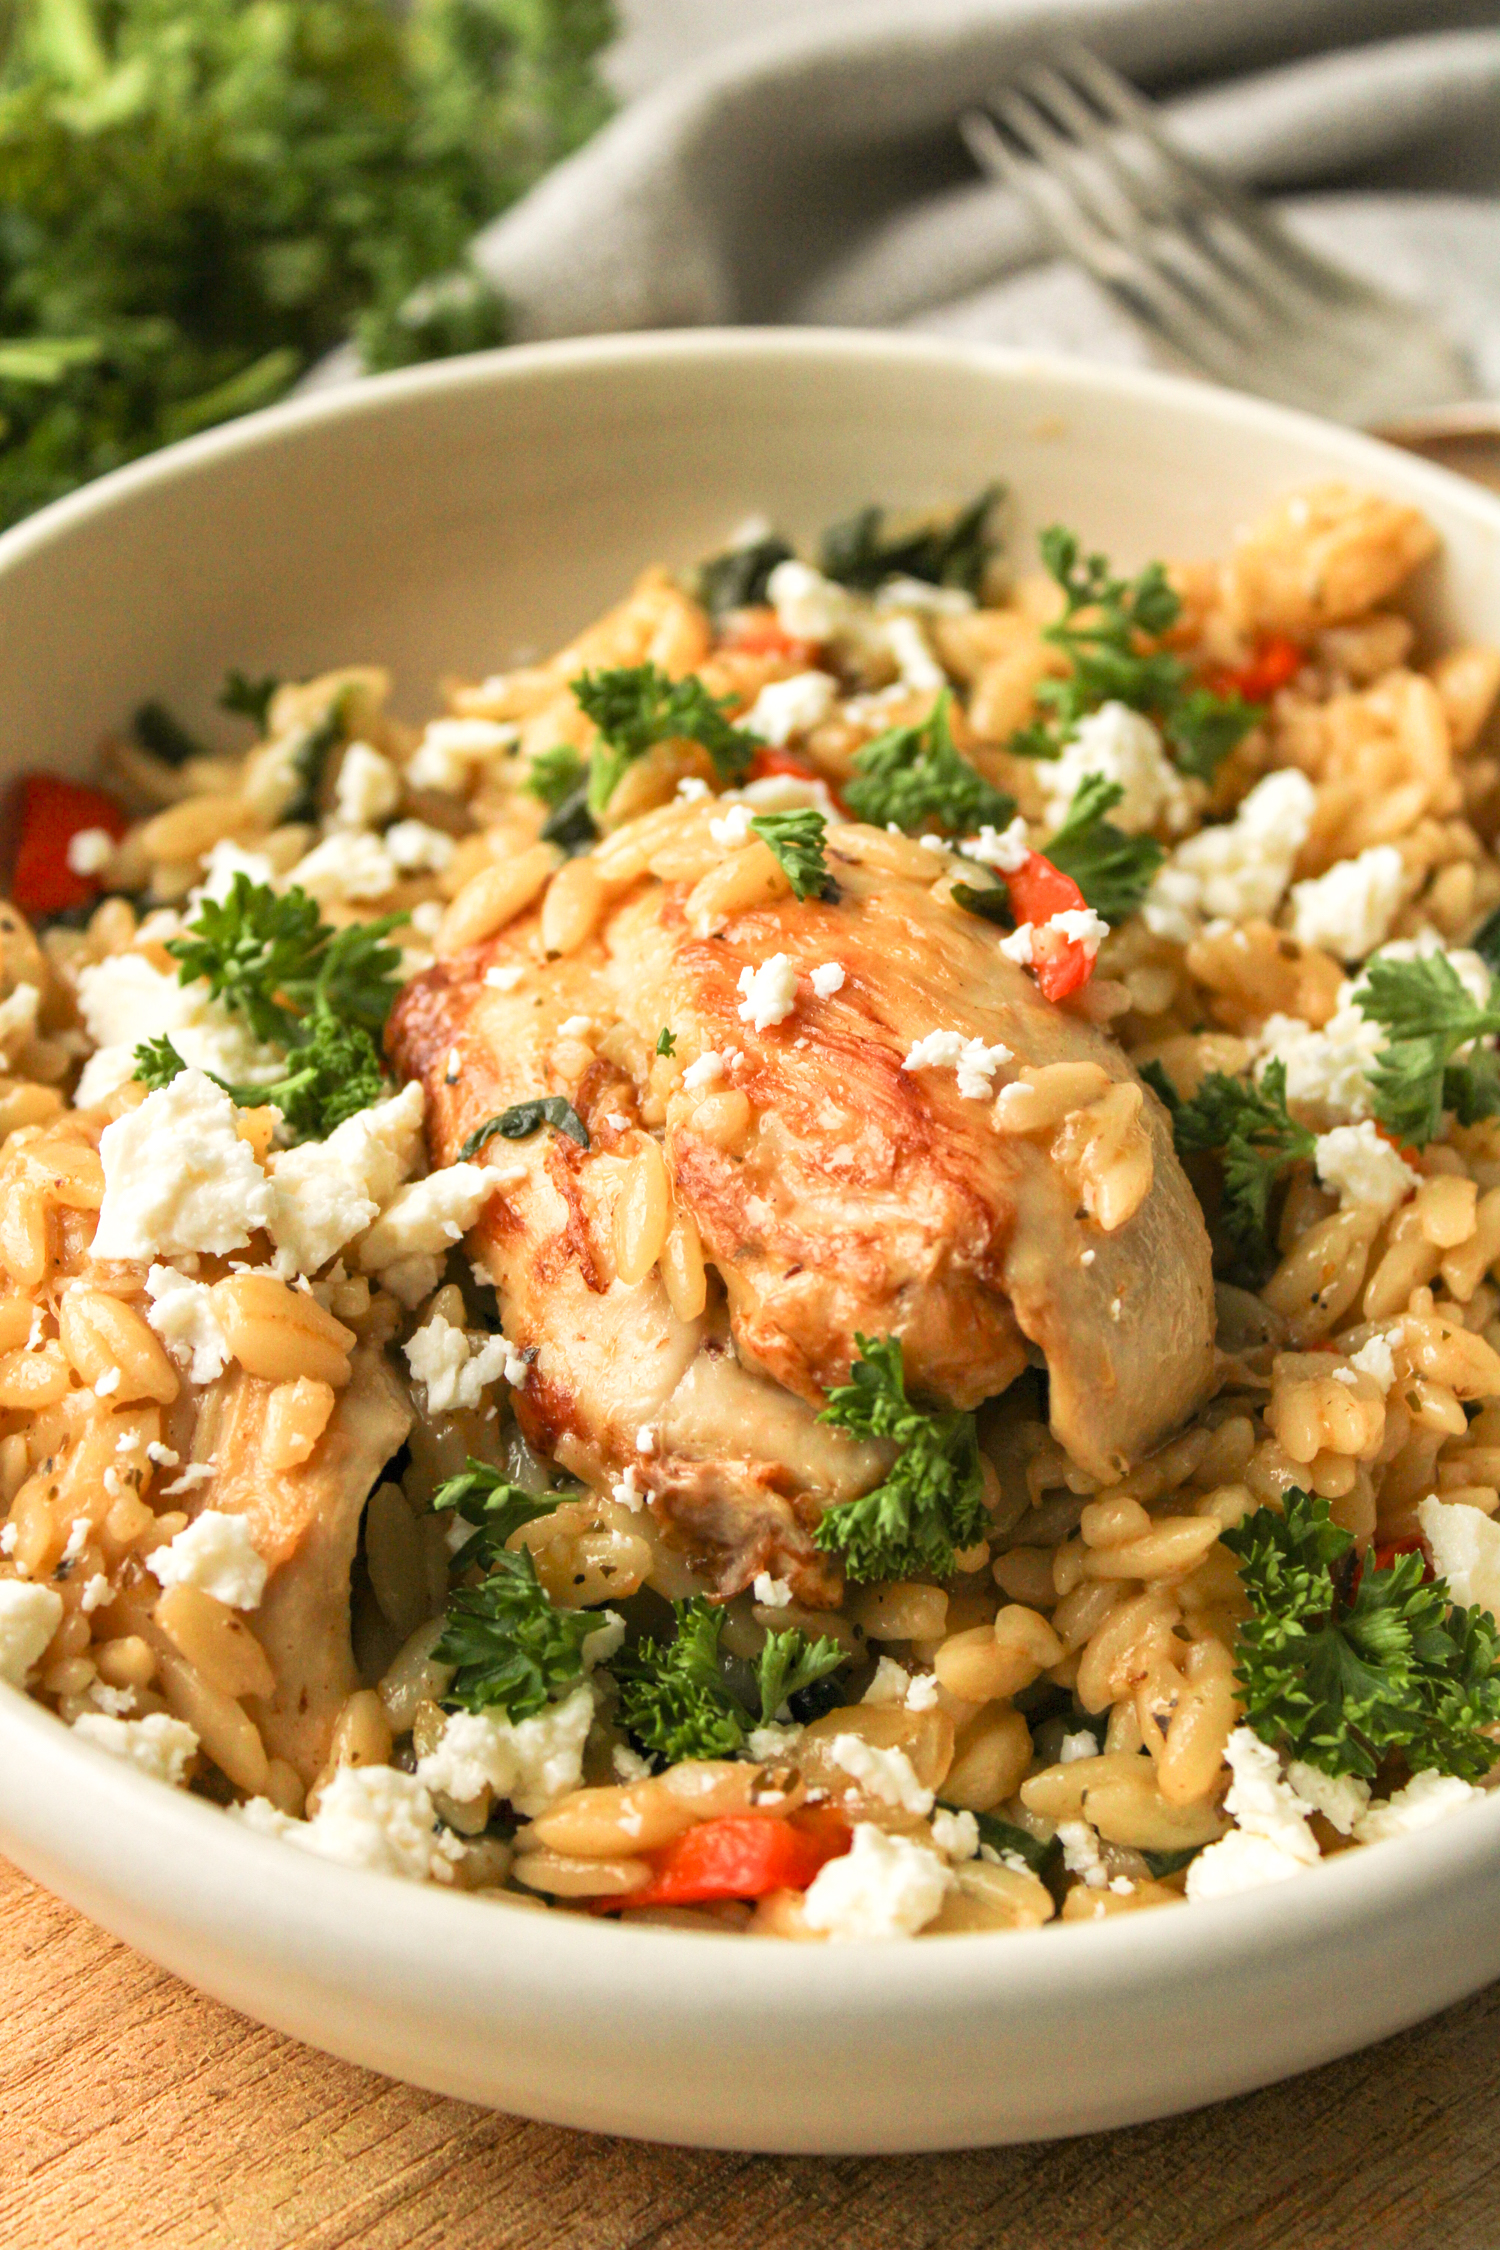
[307,0,1500,395]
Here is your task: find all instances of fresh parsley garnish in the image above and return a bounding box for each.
[1147,1058,1316,1268]
[965,1808,1062,1881]
[655,1028,677,1057]
[1008,526,1258,781]
[750,808,833,900]
[1223,1488,1500,1782]
[814,1334,988,1581]
[432,1458,558,1573]
[132,700,205,769]
[526,743,587,810]
[1351,954,1500,1147]
[572,663,757,816]
[459,1096,591,1158]
[843,689,1015,836]
[282,696,350,824]
[165,874,404,1047]
[1043,774,1164,924]
[220,671,279,730]
[613,1596,847,1766]
[694,534,794,618]
[135,1002,384,1139]
[434,1546,604,1722]
[820,484,1003,596]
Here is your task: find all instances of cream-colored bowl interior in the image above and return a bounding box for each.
[4,333,1500,2154]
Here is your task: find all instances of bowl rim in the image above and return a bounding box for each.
[5,325,1500,2001]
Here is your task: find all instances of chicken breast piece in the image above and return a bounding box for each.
[388,816,1215,1591]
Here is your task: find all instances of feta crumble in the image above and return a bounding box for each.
[742,671,837,745]
[1417,1495,1500,1618]
[1255,1003,1386,1120]
[1040,702,1197,836]
[1186,1727,1320,1901]
[416,1682,596,1816]
[72,1711,198,1787]
[1286,844,1406,962]
[355,1162,496,1283]
[752,1571,794,1609]
[1285,1761,1371,1836]
[331,741,400,829]
[683,1050,727,1090]
[268,1082,426,1277]
[709,803,756,848]
[767,559,861,645]
[385,819,456,873]
[147,1511,267,1610]
[0,1582,63,1685]
[1057,1818,1109,1889]
[801,1822,953,1939]
[236,1766,464,1883]
[1314,1120,1413,1219]
[403,1310,510,1415]
[931,1807,981,1861]
[902,1029,1013,1099]
[145,1264,230,1384]
[93,1069,275,1262]
[1143,769,1316,942]
[1353,1768,1481,1845]
[737,954,799,1030]
[826,1733,934,1816]
[1350,1332,1399,1392]
[66,826,116,876]
[809,962,845,998]
[959,816,1031,873]
[75,951,283,1109]
[407,715,517,794]
[288,828,397,904]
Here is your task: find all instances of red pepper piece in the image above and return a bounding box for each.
[10,774,127,917]
[722,611,819,667]
[748,746,820,786]
[1003,850,1096,1003]
[1374,1535,1432,1579]
[622,1808,851,1910]
[1206,634,1303,705]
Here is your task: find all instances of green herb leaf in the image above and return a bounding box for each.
[819,485,1004,595]
[749,808,833,900]
[573,663,757,815]
[694,535,794,618]
[133,999,385,1142]
[540,786,598,856]
[132,700,205,769]
[844,689,1015,836]
[655,1028,677,1057]
[967,1808,1062,1880]
[612,1597,749,1766]
[459,1096,590,1159]
[755,1628,848,1726]
[432,1457,557,1572]
[1043,774,1165,924]
[815,1334,989,1581]
[435,1546,604,1722]
[1163,1059,1317,1266]
[1353,954,1500,1147]
[526,744,587,810]
[282,697,349,825]
[219,671,279,730]
[1223,1487,1500,1781]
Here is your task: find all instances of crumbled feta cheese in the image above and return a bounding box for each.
[1058,1729,1100,1764]
[1049,906,1109,954]
[901,1029,1012,1099]
[484,962,525,992]
[1286,1760,1371,1836]
[683,1050,726,1090]
[403,1310,510,1415]
[610,1463,646,1511]
[93,1069,275,1262]
[737,954,799,1031]
[612,1742,653,1782]
[709,802,756,849]
[1354,1768,1482,1844]
[162,1464,216,1496]
[265,1084,423,1277]
[236,1766,463,1882]
[675,776,711,803]
[1186,1828,1312,1901]
[873,576,975,617]
[862,1657,915,1706]
[0,980,38,1065]
[904,1672,941,1711]
[147,1510,267,1610]
[87,1682,136,1716]
[801,1822,953,1939]
[1255,1003,1386,1120]
[752,1571,794,1608]
[385,818,456,873]
[999,923,1035,967]
[827,1733,934,1816]
[332,741,400,829]
[0,1523,17,1558]
[416,1682,596,1816]
[930,1807,981,1861]
[1417,1495,1500,1618]
[743,671,838,745]
[60,1516,90,1565]
[1220,1727,1320,1864]
[71,1711,199,1786]
[0,1582,62,1684]
[879,613,946,693]
[1350,1332,1399,1391]
[145,1264,230,1384]
[65,826,116,877]
[75,952,283,1109]
[747,1721,802,1763]
[1314,1120,1414,1218]
[1058,1818,1110,1889]
[410,901,445,940]
[1040,702,1197,837]
[502,1341,529,1388]
[959,816,1031,874]
[767,559,861,644]
[809,962,845,999]
[1287,844,1406,962]
[191,840,277,910]
[1144,769,1316,942]
[355,1161,494,1278]
[407,715,517,794]
[93,1367,121,1398]
[146,1441,180,1468]
[288,829,397,903]
[79,1574,111,1615]
[635,1425,656,1455]
[1373,933,1491,1012]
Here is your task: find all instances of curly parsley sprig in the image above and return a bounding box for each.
[1043,774,1164,925]
[572,663,757,816]
[1352,953,1500,1147]
[1223,1488,1500,1782]
[434,1546,606,1722]
[750,808,834,900]
[844,689,1015,837]
[432,1458,561,1575]
[134,1003,384,1140]
[1143,1058,1316,1271]
[819,484,1004,596]
[1008,526,1259,781]
[814,1335,989,1581]
[613,1596,847,1767]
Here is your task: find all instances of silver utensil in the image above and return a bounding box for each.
[960,48,1476,435]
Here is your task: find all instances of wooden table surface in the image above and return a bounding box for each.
[5,1856,1500,2250]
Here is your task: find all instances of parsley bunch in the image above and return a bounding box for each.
[1145,1058,1316,1269]
[844,689,1015,837]
[135,1004,383,1138]
[1008,527,1259,781]
[431,1456,559,1573]
[819,484,1004,596]
[1352,954,1500,1147]
[1043,774,1164,924]
[613,1595,847,1767]
[1224,1488,1500,1781]
[814,1335,989,1581]
[435,1544,604,1721]
[693,533,794,619]
[750,808,833,900]
[0,0,614,527]
[572,663,757,816]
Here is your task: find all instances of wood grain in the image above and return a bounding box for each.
[3,1852,1499,2250]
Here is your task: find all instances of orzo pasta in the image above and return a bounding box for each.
[5,480,1500,1938]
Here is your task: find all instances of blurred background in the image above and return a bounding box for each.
[2,0,1497,531]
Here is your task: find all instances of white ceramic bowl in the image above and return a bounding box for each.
[4,332,1500,2154]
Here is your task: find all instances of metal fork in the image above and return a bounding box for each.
[960,48,1473,430]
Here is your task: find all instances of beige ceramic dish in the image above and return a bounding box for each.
[3,333,1500,2152]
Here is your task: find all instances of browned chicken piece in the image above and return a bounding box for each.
[388,821,1215,1598]
[176,1348,411,1783]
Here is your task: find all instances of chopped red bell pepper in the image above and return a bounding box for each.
[748,746,821,787]
[722,611,819,667]
[1374,1535,1432,1578]
[1372,1123,1423,1172]
[10,774,127,917]
[1002,849,1097,1003]
[1206,634,1303,706]
[622,1808,851,1910]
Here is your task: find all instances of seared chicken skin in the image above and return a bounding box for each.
[389,819,1215,1599]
